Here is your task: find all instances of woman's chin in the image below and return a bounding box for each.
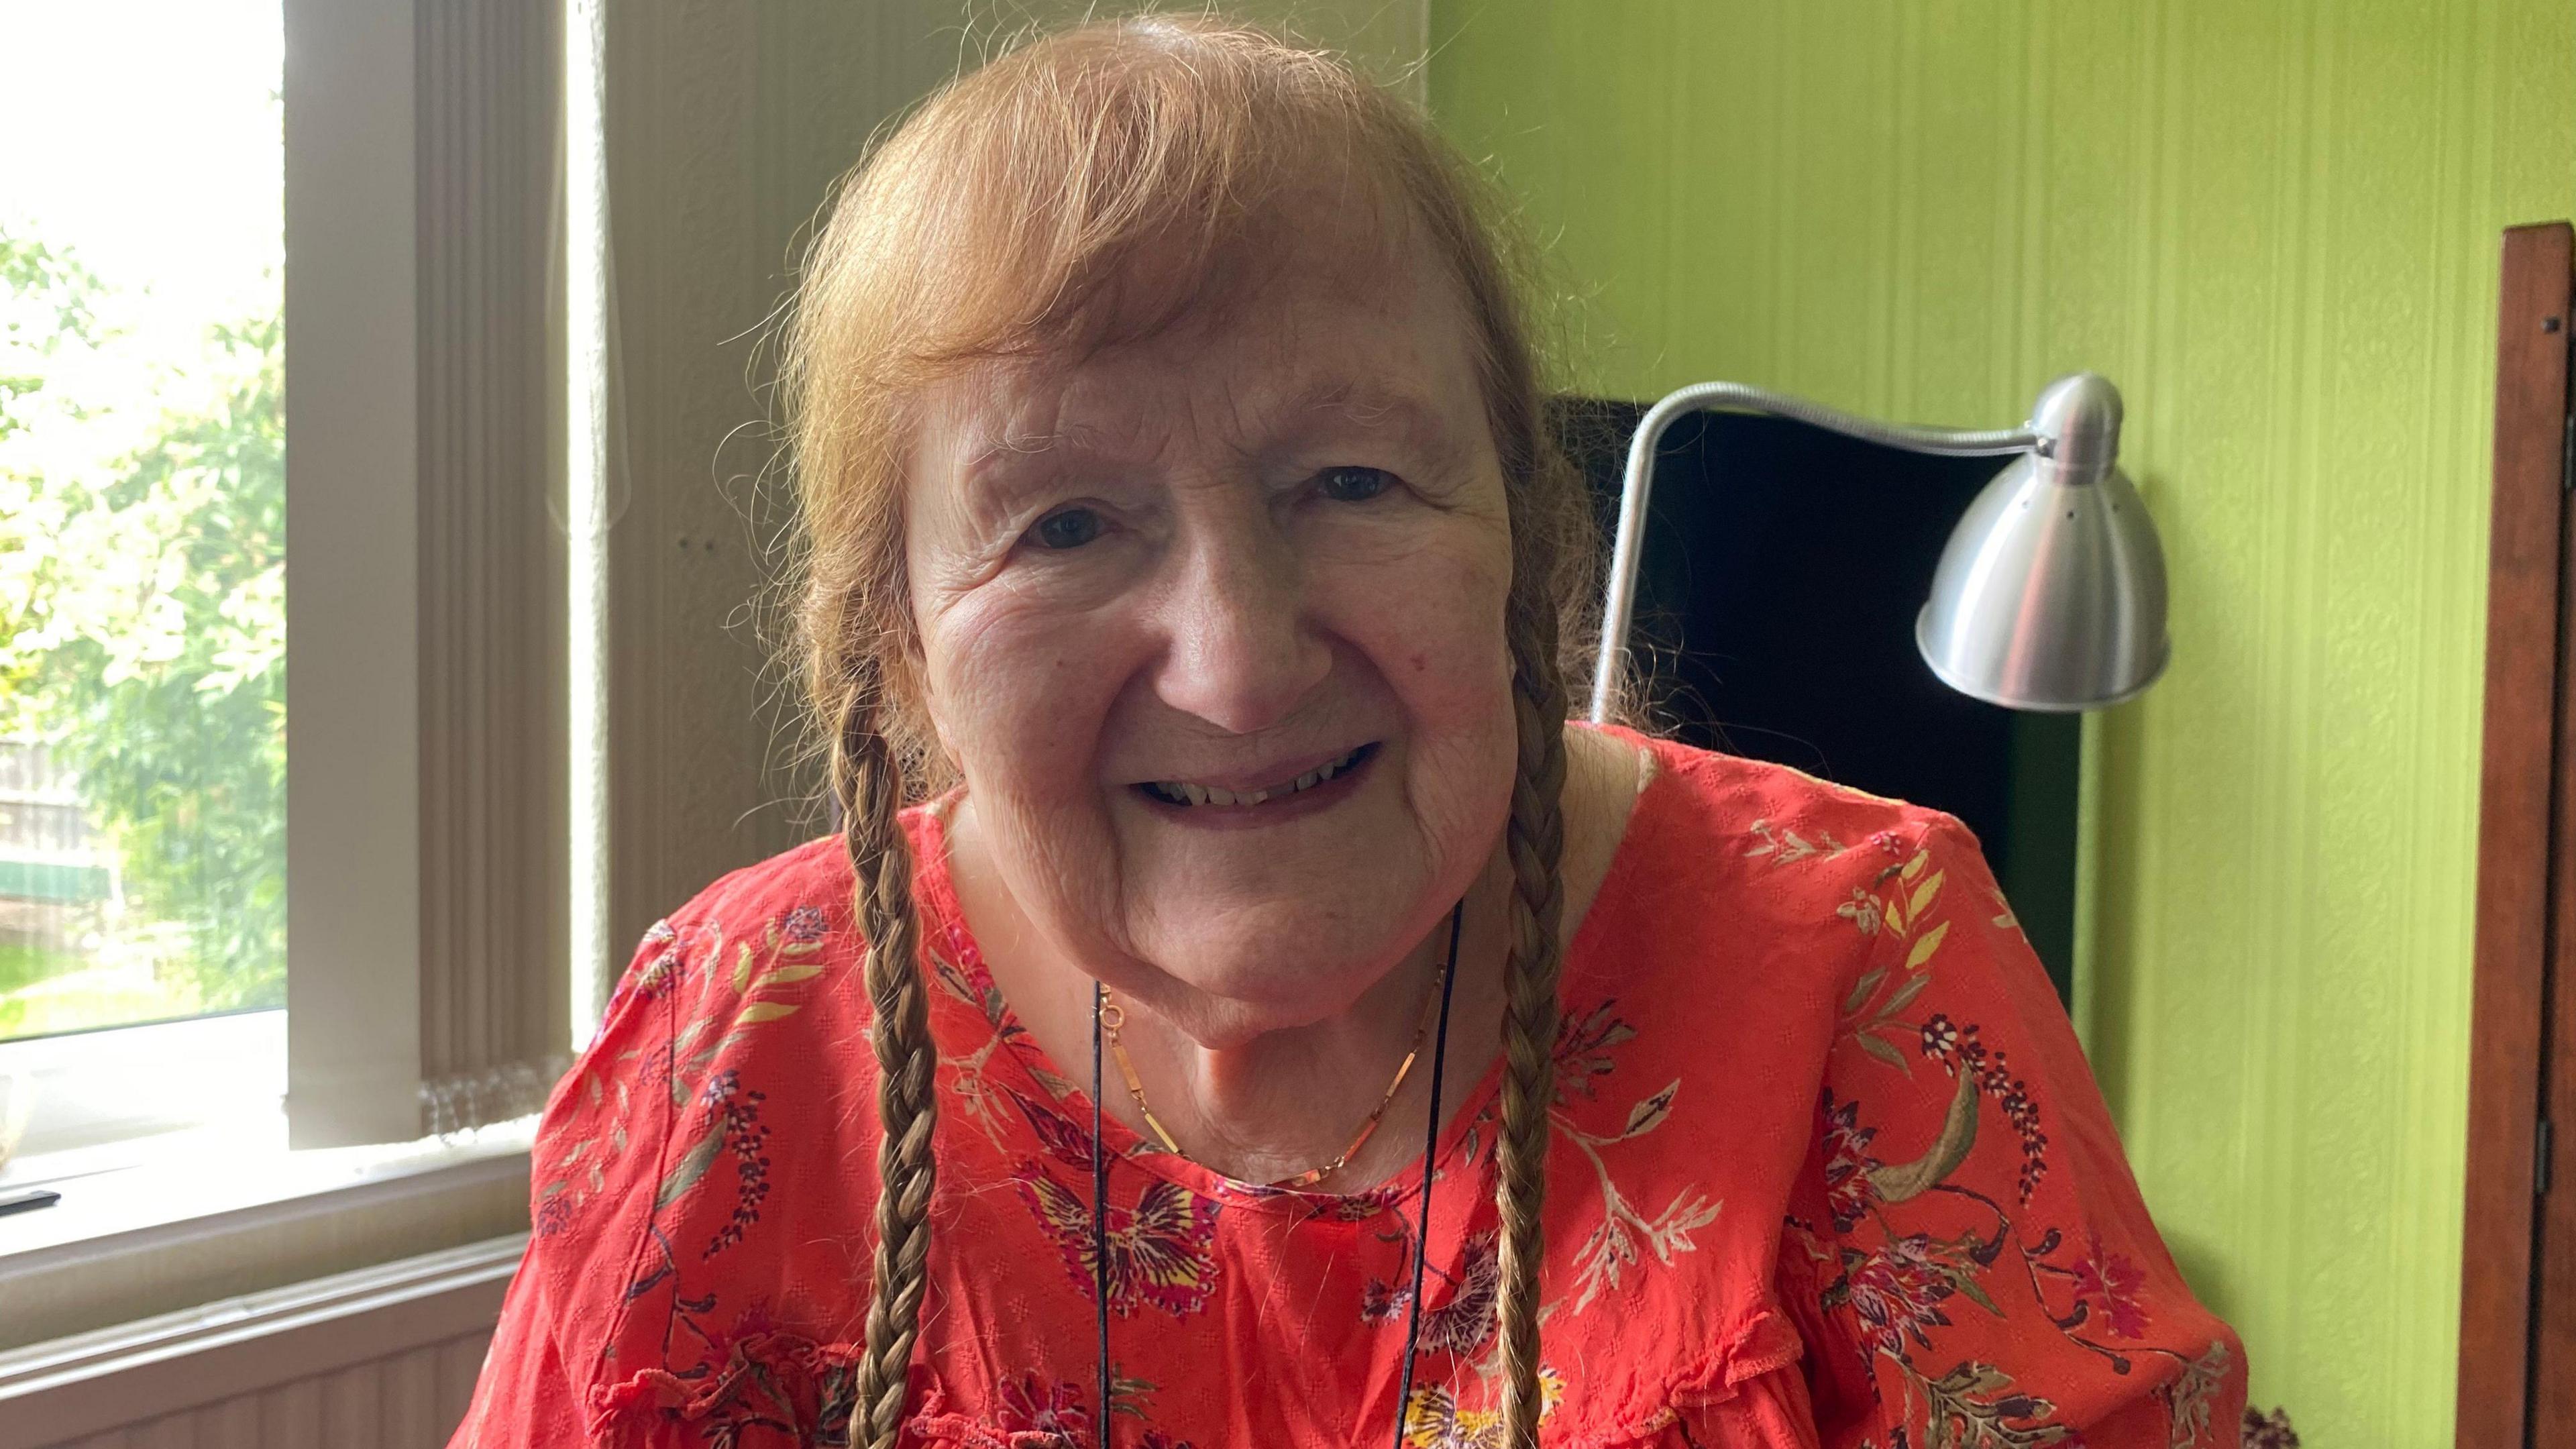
[1119,925,1409,1039]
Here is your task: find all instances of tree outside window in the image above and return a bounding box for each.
[0,7,286,1038]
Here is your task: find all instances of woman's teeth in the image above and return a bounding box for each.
[1143,746,1366,808]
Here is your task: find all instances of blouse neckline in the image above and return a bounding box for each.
[902,722,1678,1218]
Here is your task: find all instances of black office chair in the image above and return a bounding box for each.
[1557,398,2081,1002]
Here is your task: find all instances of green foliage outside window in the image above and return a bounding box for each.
[0,227,286,1034]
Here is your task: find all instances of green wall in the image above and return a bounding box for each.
[1429,1,2576,1440]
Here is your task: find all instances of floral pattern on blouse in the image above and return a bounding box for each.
[453,730,2245,1448]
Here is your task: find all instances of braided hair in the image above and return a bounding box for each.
[784,18,1604,1447]
[832,668,939,1446]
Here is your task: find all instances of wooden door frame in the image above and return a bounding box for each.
[2459,220,2575,1448]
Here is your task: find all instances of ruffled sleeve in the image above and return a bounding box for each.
[1772,812,2246,1448]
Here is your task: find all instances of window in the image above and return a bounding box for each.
[2,0,570,1353]
[1,0,568,1183]
[0,0,286,1045]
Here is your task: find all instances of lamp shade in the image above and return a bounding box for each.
[1915,376,2169,710]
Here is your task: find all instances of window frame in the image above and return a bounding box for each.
[278,0,429,1151]
[0,2,421,1152]
[0,0,548,1350]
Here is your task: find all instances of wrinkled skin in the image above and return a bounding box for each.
[908,227,1631,1185]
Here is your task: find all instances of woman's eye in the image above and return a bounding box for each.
[1030,506,1104,550]
[1316,466,1393,503]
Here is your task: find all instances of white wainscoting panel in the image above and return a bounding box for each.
[0,1237,517,1449]
[40,1333,490,1449]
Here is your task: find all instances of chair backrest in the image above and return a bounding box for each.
[1558,398,2080,1002]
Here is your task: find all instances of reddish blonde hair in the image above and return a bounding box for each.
[781,16,1591,1446]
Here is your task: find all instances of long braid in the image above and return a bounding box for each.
[1493,584,1570,1449]
[835,667,941,1449]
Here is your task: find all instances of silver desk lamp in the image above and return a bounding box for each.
[1588,372,2171,722]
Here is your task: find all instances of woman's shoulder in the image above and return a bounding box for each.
[496,832,902,1424]
[616,804,961,957]
[572,833,873,1131]
[1625,728,1974,857]
[548,824,910,1203]
[637,831,856,949]
[478,811,1016,1441]
[1599,729,1986,945]
[1558,731,2014,1132]
[1514,735,2009,1438]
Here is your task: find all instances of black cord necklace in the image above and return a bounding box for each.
[1088,900,1467,1448]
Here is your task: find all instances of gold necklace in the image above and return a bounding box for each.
[1097,960,1452,1191]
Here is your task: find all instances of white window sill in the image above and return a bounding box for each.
[0,1114,533,1352]
[1,1010,288,1165]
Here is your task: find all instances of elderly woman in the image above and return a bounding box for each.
[456,17,2243,1449]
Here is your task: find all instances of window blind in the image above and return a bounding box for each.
[412,0,570,1136]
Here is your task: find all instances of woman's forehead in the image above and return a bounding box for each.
[994,245,1473,410]
[920,256,1483,477]
[953,375,1462,488]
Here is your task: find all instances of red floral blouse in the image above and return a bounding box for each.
[453,731,2245,1448]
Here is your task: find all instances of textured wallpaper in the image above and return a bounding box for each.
[1430,0,2576,1439]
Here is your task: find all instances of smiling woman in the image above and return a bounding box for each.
[909,234,1524,1055]
[453,16,2245,1449]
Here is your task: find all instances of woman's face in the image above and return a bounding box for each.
[903,235,1519,1042]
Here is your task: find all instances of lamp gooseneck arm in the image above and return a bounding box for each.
[1586,382,2043,724]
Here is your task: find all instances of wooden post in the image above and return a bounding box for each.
[2459,220,2574,1449]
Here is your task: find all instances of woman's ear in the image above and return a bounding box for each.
[893,632,967,787]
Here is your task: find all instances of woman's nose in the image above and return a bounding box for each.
[1150,529,1333,736]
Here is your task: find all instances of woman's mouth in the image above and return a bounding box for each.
[1135,743,1375,810]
